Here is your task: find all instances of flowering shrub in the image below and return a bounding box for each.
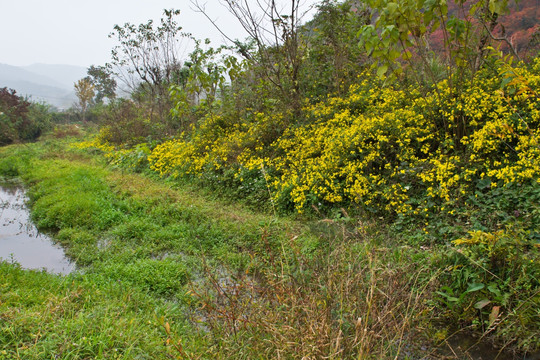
[77,58,540,351]
[74,127,115,154]
[439,227,540,351]
[148,110,285,176]
[147,59,539,221]
[74,128,150,172]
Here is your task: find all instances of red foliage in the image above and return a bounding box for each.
[429,0,539,57]
[0,87,29,118]
[0,87,31,145]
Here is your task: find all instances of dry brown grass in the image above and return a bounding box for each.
[51,124,83,139]
[189,221,441,359]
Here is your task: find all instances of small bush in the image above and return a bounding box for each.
[436,227,540,351]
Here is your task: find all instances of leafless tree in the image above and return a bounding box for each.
[108,9,194,120]
[192,0,314,115]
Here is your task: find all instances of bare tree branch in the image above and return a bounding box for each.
[190,0,311,115]
[480,20,521,61]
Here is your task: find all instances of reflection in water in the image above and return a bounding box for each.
[0,181,74,274]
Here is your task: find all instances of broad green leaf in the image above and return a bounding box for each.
[466,283,485,293]
[424,11,433,24]
[386,2,399,15]
[365,41,374,55]
[377,64,389,78]
[474,299,491,310]
[489,0,508,14]
[389,50,401,60]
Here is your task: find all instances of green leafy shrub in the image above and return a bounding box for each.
[99,99,155,145]
[436,227,540,351]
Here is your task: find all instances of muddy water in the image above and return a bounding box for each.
[0,181,74,274]
[436,331,523,360]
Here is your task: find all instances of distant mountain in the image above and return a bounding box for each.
[0,63,85,109]
[0,63,65,89]
[22,63,87,90]
[2,79,76,108]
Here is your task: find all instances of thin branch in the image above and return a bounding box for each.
[190,0,248,56]
[480,21,521,61]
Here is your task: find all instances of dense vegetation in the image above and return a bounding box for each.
[0,87,53,146]
[1,0,539,358]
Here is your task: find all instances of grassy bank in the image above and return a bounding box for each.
[0,139,538,359]
[0,262,195,359]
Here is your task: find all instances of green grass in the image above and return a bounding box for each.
[0,141,315,280]
[0,139,538,359]
[0,262,194,359]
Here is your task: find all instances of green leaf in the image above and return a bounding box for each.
[488,0,508,14]
[474,299,491,310]
[487,283,502,298]
[386,2,399,15]
[377,64,389,78]
[365,42,374,55]
[424,12,433,24]
[403,50,413,60]
[501,75,513,88]
[432,19,441,32]
[389,50,401,60]
[466,283,485,293]
[477,178,491,190]
[436,291,460,302]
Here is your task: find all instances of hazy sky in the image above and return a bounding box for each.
[0,0,318,68]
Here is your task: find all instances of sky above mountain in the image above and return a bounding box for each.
[0,0,318,68]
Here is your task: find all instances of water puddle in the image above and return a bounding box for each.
[436,332,518,359]
[0,181,74,274]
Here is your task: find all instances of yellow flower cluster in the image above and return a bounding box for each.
[73,127,150,169]
[135,60,540,214]
[73,130,115,154]
[149,111,284,177]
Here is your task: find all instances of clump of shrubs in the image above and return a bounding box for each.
[0,87,51,145]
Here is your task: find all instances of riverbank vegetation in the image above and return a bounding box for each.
[1,0,539,358]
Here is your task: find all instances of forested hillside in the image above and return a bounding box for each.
[430,0,539,55]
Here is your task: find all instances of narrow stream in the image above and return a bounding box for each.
[0,181,74,274]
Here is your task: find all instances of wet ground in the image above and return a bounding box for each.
[0,181,536,358]
[0,181,74,274]
[435,331,522,359]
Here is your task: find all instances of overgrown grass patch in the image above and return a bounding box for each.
[1,141,317,297]
[0,262,195,359]
[189,221,444,359]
